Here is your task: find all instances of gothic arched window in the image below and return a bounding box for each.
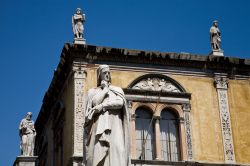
[135,108,155,160]
[160,109,180,161]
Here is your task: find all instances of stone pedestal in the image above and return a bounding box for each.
[210,50,224,56]
[74,38,86,45]
[13,156,37,166]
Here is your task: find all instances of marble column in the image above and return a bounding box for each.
[128,101,137,159]
[182,103,193,161]
[179,117,187,161]
[154,116,162,160]
[130,113,137,159]
[214,75,235,163]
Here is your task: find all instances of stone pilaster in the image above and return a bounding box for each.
[72,66,87,165]
[182,103,193,161]
[154,116,162,160]
[214,75,235,163]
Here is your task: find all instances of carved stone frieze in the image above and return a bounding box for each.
[182,104,193,161]
[132,77,180,92]
[214,75,235,163]
[73,67,86,156]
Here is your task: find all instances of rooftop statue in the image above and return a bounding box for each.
[19,112,36,156]
[84,65,130,166]
[210,20,223,56]
[72,8,86,44]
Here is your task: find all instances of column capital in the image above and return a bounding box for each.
[182,103,191,112]
[127,100,133,108]
[73,66,87,79]
[214,75,228,90]
[153,115,161,120]
[179,117,185,124]
[131,113,136,121]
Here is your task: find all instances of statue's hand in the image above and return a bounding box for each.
[101,80,109,94]
[92,104,103,115]
[101,80,109,88]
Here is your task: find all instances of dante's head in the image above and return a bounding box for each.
[97,65,111,86]
[26,112,32,120]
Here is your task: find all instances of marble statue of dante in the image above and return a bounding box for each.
[19,112,36,156]
[84,65,130,166]
[210,20,221,50]
[72,8,85,39]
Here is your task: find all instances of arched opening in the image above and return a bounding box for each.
[160,109,180,161]
[135,107,155,160]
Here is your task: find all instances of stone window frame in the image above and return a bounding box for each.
[124,73,192,162]
[134,105,155,160]
[130,103,186,161]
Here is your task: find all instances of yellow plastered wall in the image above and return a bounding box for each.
[85,67,226,162]
[173,75,224,162]
[228,79,250,164]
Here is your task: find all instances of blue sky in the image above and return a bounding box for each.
[0,0,250,165]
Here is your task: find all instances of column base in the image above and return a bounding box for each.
[13,156,37,166]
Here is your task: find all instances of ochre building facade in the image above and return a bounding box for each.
[35,43,250,166]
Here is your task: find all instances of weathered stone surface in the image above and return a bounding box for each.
[210,20,223,54]
[84,65,130,166]
[19,112,36,156]
[72,8,86,44]
[13,156,37,166]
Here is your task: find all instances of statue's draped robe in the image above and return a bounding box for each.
[84,86,130,166]
[19,119,35,156]
[72,14,84,37]
[210,26,221,50]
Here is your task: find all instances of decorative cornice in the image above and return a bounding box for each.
[66,43,250,76]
